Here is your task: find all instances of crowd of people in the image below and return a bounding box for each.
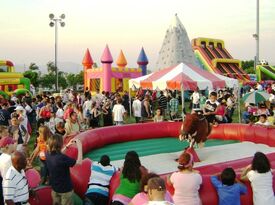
[0,82,274,205]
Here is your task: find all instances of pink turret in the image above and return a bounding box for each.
[82,49,94,89]
[116,50,128,68]
[101,45,113,92]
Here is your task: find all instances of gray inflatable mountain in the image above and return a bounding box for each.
[156,14,197,70]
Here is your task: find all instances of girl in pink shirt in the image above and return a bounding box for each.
[168,152,202,205]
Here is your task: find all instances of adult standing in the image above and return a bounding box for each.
[112,98,126,125]
[169,94,179,120]
[102,100,113,126]
[0,137,16,205]
[132,96,142,123]
[46,135,82,205]
[0,103,10,126]
[158,91,167,118]
[141,95,152,122]
[3,151,29,205]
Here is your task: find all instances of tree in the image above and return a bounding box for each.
[40,73,55,89]
[29,63,39,71]
[23,63,40,87]
[23,70,39,87]
[47,61,56,74]
[66,73,77,89]
[241,60,255,74]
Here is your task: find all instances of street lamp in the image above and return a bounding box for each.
[49,13,65,92]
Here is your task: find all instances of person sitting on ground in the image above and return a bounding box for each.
[241,152,275,205]
[111,151,147,205]
[254,114,271,127]
[211,167,247,205]
[129,173,173,205]
[168,152,202,205]
[46,135,83,205]
[29,126,52,184]
[84,155,116,205]
[3,151,29,205]
[145,177,174,205]
[153,108,164,122]
[0,137,16,205]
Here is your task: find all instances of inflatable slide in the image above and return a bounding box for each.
[192,37,250,82]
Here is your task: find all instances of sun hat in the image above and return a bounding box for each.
[14,105,25,111]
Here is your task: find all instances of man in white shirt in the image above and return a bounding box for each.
[0,137,16,205]
[132,96,142,123]
[3,151,29,205]
[112,98,126,125]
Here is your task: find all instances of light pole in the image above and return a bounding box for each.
[253,0,259,70]
[49,13,65,92]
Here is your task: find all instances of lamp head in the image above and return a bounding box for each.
[60,22,65,27]
[49,13,54,20]
[60,14,65,19]
[49,21,55,27]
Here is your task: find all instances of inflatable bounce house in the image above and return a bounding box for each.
[0,60,30,99]
[192,37,250,82]
[83,45,148,94]
[256,62,275,81]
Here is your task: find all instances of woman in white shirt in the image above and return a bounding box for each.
[241,152,275,205]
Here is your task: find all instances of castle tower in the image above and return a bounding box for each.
[116,50,128,69]
[100,45,113,92]
[82,48,94,89]
[137,47,149,76]
[155,14,197,70]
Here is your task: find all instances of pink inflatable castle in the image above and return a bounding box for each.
[83,45,148,93]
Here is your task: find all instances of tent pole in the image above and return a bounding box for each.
[238,87,241,123]
[181,84,185,119]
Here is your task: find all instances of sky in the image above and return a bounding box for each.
[0,0,274,73]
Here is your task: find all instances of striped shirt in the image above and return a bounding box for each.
[3,166,29,203]
[86,162,116,197]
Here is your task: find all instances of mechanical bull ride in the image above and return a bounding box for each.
[179,113,211,162]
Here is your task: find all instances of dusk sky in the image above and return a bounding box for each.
[0,0,274,72]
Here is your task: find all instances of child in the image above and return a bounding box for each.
[241,152,275,205]
[46,134,82,205]
[0,137,16,205]
[145,177,174,205]
[153,108,164,122]
[85,155,116,205]
[29,126,52,184]
[203,91,219,124]
[211,167,247,205]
